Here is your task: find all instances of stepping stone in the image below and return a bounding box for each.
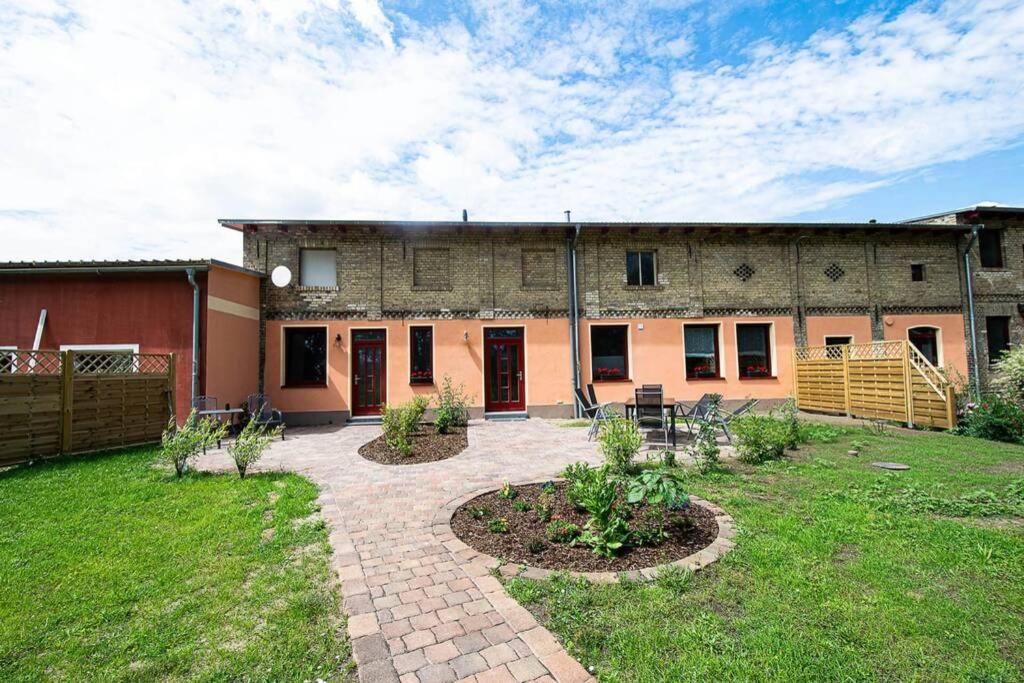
[871,462,909,471]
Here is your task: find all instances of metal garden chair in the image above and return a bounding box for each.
[634,386,669,448]
[574,387,613,441]
[246,393,286,440]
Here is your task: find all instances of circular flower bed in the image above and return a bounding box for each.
[359,426,468,465]
[450,479,719,572]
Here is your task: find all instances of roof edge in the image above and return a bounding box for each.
[0,259,263,278]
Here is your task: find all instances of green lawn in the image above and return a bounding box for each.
[0,447,352,681]
[506,427,1024,682]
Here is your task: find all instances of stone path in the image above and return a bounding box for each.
[197,419,605,683]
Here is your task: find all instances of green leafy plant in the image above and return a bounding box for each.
[575,473,631,557]
[731,415,790,464]
[992,344,1024,405]
[563,462,605,510]
[626,469,687,507]
[434,374,471,434]
[778,398,801,450]
[498,481,518,500]
[598,415,642,474]
[487,517,510,534]
[381,395,428,456]
[527,538,546,554]
[160,410,228,478]
[659,449,676,468]
[954,394,1024,444]
[632,506,668,547]
[540,480,557,495]
[692,414,721,474]
[227,414,283,479]
[580,514,630,558]
[545,519,580,543]
[469,505,492,520]
[512,500,532,513]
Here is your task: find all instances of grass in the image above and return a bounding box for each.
[0,447,352,681]
[505,427,1024,682]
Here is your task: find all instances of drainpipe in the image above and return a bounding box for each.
[186,268,200,408]
[962,224,983,400]
[566,224,582,417]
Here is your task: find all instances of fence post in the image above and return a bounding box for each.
[167,353,176,424]
[902,341,915,428]
[842,345,852,417]
[791,348,800,407]
[60,350,74,454]
[945,384,957,429]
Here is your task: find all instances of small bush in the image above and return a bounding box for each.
[992,344,1024,405]
[632,506,668,547]
[545,519,580,543]
[228,414,283,479]
[469,505,492,519]
[563,462,604,510]
[731,415,789,464]
[535,493,553,522]
[659,449,676,468]
[598,415,642,474]
[160,410,228,478]
[692,416,720,474]
[527,538,546,554]
[434,374,471,434]
[381,395,428,455]
[498,481,518,500]
[955,394,1024,444]
[512,500,532,513]
[625,468,687,507]
[778,398,800,450]
[487,517,509,534]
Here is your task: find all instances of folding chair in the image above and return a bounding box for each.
[574,387,612,441]
[713,398,759,443]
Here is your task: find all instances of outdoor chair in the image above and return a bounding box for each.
[634,386,669,448]
[574,387,612,441]
[586,383,600,408]
[246,393,286,440]
[711,398,759,443]
[676,394,717,432]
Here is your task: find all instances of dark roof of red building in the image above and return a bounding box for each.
[0,259,262,277]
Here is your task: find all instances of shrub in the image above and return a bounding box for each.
[731,415,789,464]
[692,416,720,474]
[160,410,228,478]
[228,415,283,479]
[598,415,642,474]
[535,493,553,522]
[992,344,1024,405]
[434,374,471,434]
[545,519,580,543]
[955,394,1024,444]
[563,462,605,510]
[381,395,428,455]
[778,398,801,450]
[625,469,687,507]
[659,449,676,468]
[512,500,532,513]
[575,474,630,557]
[487,517,509,534]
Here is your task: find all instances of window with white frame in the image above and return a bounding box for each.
[299,249,337,287]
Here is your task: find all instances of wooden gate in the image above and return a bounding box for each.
[0,349,175,466]
[793,340,956,429]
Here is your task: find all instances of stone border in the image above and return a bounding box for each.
[436,479,737,584]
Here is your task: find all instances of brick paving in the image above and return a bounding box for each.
[197,419,604,683]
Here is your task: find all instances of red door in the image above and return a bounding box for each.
[352,330,386,416]
[484,328,525,412]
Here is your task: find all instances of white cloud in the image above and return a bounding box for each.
[0,0,1023,263]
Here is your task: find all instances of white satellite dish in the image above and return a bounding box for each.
[271,265,292,288]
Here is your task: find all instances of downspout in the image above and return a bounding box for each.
[567,224,582,417]
[186,268,200,408]
[962,224,983,400]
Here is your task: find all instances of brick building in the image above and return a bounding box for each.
[218,206,1022,424]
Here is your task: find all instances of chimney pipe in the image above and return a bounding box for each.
[462,209,468,222]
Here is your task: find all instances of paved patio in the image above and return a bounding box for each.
[197,419,606,683]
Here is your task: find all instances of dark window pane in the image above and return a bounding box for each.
[591,326,628,380]
[640,251,656,285]
[410,327,433,383]
[911,264,925,281]
[485,327,523,339]
[908,327,939,366]
[979,230,1003,268]
[685,325,720,379]
[986,316,1011,364]
[285,328,327,386]
[353,329,386,341]
[737,324,772,378]
[626,252,640,286]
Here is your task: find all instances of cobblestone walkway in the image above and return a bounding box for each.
[198,419,604,683]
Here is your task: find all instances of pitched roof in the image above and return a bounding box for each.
[0,259,262,277]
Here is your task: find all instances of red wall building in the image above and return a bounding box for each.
[0,260,262,421]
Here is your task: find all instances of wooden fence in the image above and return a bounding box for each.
[0,349,174,466]
[793,340,956,429]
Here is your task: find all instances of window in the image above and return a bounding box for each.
[626,251,656,286]
[591,325,628,381]
[284,327,327,386]
[986,316,1011,365]
[522,248,556,289]
[824,335,852,359]
[908,327,939,366]
[684,325,720,379]
[737,324,773,378]
[911,264,926,281]
[413,248,451,289]
[60,344,139,373]
[410,326,433,384]
[979,230,1004,268]
[299,249,337,287]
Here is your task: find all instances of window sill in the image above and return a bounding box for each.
[409,378,434,385]
[281,383,329,389]
[623,285,664,291]
[686,376,725,382]
[739,376,778,381]
[297,285,339,291]
[593,378,632,383]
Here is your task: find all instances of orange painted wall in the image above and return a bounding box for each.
[203,266,261,411]
[263,318,573,415]
[805,316,873,346]
[882,313,969,379]
[580,317,796,406]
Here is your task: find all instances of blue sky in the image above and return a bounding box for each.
[1,0,1023,262]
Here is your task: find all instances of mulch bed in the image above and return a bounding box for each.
[358,426,468,465]
[451,481,719,572]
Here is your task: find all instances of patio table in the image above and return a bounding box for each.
[624,396,678,448]
[198,408,244,432]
